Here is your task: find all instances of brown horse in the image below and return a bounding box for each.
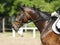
[12,7,60,45]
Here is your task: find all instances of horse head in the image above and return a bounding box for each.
[12,7,31,31]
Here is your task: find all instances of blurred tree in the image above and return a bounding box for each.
[45,0,55,3]
[0,0,60,32]
[0,0,60,16]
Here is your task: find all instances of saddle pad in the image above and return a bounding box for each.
[52,18,60,34]
[56,18,60,29]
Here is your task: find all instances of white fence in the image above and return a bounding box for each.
[12,27,37,38]
[12,23,38,38]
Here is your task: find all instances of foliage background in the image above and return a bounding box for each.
[0,0,60,16]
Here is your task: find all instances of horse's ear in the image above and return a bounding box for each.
[33,5,36,9]
[23,4,25,7]
[19,6,24,12]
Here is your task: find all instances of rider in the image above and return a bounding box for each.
[51,7,60,29]
[51,7,60,33]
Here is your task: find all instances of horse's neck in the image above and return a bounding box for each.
[33,20,50,33]
[25,7,51,33]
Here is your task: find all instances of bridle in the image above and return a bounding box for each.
[16,10,31,26]
[14,12,25,28]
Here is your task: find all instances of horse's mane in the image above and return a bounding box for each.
[29,7,51,20]
[30,7,57,21]
[19,6,57,21]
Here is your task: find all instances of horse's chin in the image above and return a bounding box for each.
[12,26,19,32]
[15,28,19,32]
